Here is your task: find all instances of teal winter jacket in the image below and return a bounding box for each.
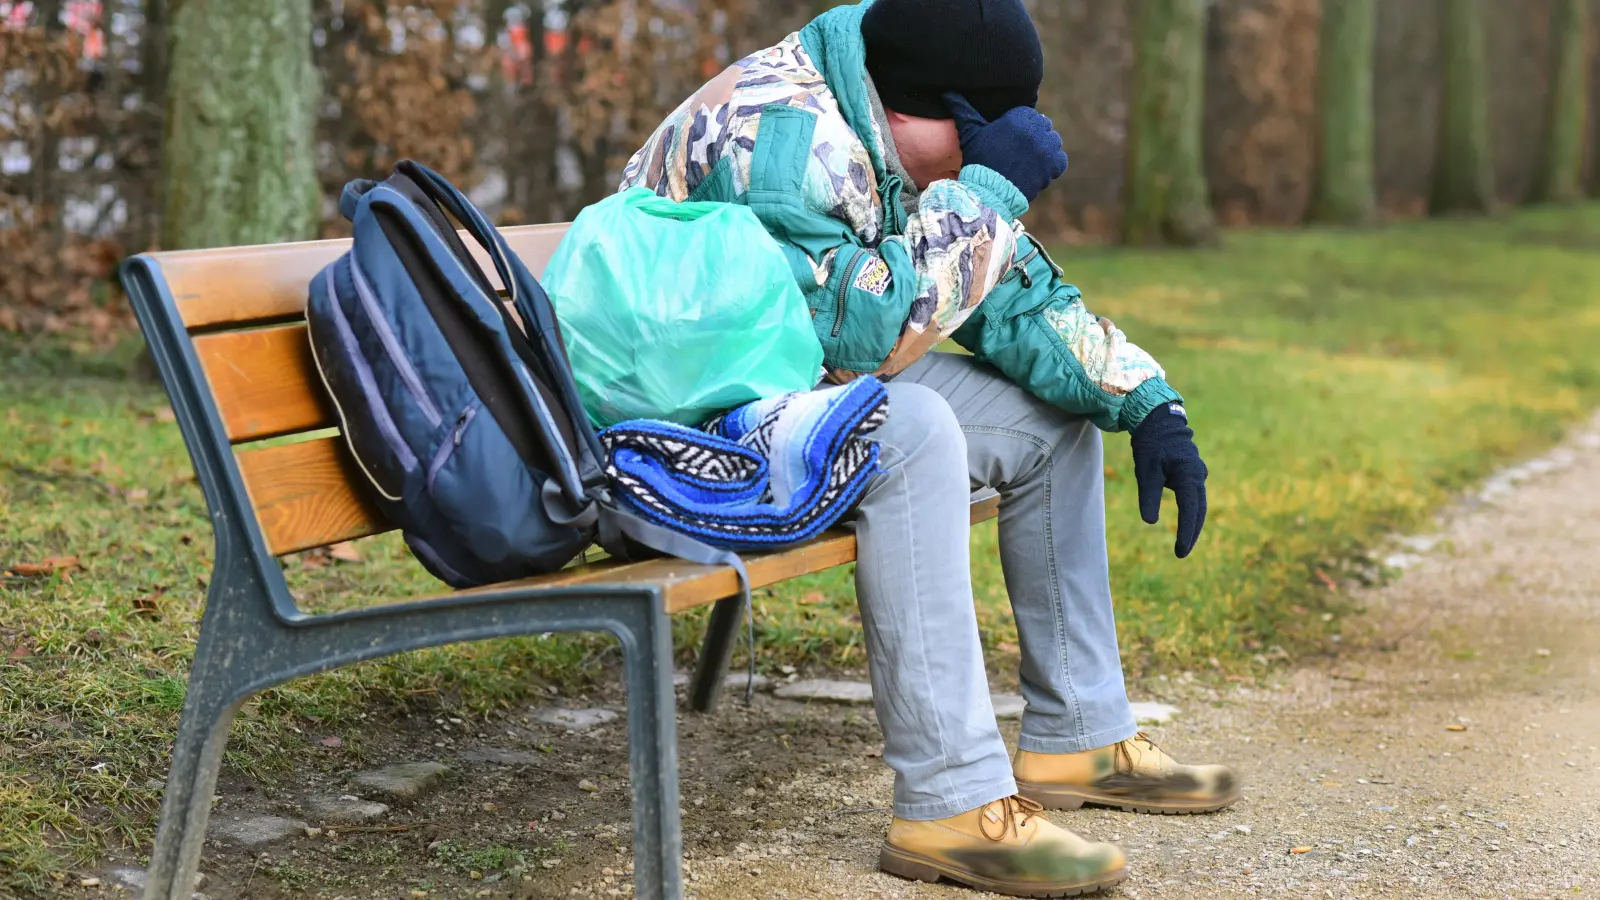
[619,2,1182,432]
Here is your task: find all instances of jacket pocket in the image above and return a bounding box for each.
[813,249,905,374]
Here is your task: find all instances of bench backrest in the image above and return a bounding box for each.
[143,225,570,558]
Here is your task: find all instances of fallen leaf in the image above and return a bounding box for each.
[8,646,32,660]
[798,592,828,606]
[1446,724,1467,732]
[124,488,150,502]
[1314,569,1339,592]
[132,591,165,618]
[7,556,83,577]
[1534,648,1552,657]
[155,406,176,422]
[995,641,1020,655]
[1289,846,1313,854]
[319,736,343,748]
[1103,465,1121,481]
[1322,781,1342,787]
[1289,605,1308,616]
[328,541,362,563]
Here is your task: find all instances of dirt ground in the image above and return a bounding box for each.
[76,417,1600,900]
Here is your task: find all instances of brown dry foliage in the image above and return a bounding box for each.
[0,24,129,342]
[0,0,1583,338]
[316,0,495,238]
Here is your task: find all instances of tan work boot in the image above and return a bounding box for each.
[1014,732,1240,815]
[879,795,1128,898]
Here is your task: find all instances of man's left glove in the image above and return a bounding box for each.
[944,93,1069,204]
[1130,402,1208,559]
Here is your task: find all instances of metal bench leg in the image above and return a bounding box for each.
[688,595,743,713]
[616,594,684,900]
[142,644,245,900]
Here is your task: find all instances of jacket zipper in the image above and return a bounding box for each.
[833,248,867,338]
[1001,224,1065,291]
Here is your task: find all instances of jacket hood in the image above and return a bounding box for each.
[800,2,888,184]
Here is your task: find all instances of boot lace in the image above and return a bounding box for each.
[1114,731,1165,774]
[979,795,1044,842]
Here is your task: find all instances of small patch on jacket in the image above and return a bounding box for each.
[1168,403,1187,418]
[852,256,891,296]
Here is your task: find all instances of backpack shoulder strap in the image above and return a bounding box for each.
[602,505,757,704]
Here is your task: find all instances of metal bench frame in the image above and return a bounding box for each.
[121,255,725,900]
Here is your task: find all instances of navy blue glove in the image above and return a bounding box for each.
[944,93,1069,204]
[1130,402,1208,559]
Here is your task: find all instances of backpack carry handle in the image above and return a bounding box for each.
[392,163,566,351]
[392,160,611,493]
[393,161,526,305]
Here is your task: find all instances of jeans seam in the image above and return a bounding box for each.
[894,774,1018,820]
[890,434,960,803]
[1040,449,1087,739]
[1016,720,1138,755]
[962,423,1086,742]
[962,424,1051,454]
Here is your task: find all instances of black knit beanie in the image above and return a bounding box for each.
[861,0,1044,121]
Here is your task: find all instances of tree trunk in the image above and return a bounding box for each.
[1123,0,1217,246]
[160,0,319,250]
[1312,0,1377,225]
[1533,0,1589,204]
[1430,0,1494,214]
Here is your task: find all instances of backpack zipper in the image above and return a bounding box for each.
[427,405,479,493]
[350,258,444,427]
[833,248,867,338]
[308,269,413,503]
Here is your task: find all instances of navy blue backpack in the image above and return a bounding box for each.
[305,160,745,592]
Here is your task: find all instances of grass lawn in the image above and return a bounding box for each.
[5,206,1600,891]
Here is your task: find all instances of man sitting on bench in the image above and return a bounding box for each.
[620,0,1237,895]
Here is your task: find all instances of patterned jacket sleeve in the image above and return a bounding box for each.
[816,164,1026,380]
[951,232,1183,433]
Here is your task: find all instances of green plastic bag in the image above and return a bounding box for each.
[543,188,824,428]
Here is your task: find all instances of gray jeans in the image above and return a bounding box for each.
[852,351,1138,820]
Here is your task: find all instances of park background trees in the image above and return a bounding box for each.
[1,0,1596,331]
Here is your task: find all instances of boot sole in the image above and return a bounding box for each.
[879,844,1128,898]
[1016,780,1241,816]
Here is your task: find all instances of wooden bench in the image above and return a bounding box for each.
[120,225,1000,900]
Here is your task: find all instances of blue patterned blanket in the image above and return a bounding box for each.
[598,377,889,550]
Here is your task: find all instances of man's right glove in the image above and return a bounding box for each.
[1130,402,1208,559]
[944,93,1069,204]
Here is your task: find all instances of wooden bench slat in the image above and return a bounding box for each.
[195,323,336,443]
[161,223,570,330]
[455,494,1002,613]
[237,437,391,555]
[234,431,1001,601]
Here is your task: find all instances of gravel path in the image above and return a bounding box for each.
[85,419,1600,900]
[685,416,1600,900]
